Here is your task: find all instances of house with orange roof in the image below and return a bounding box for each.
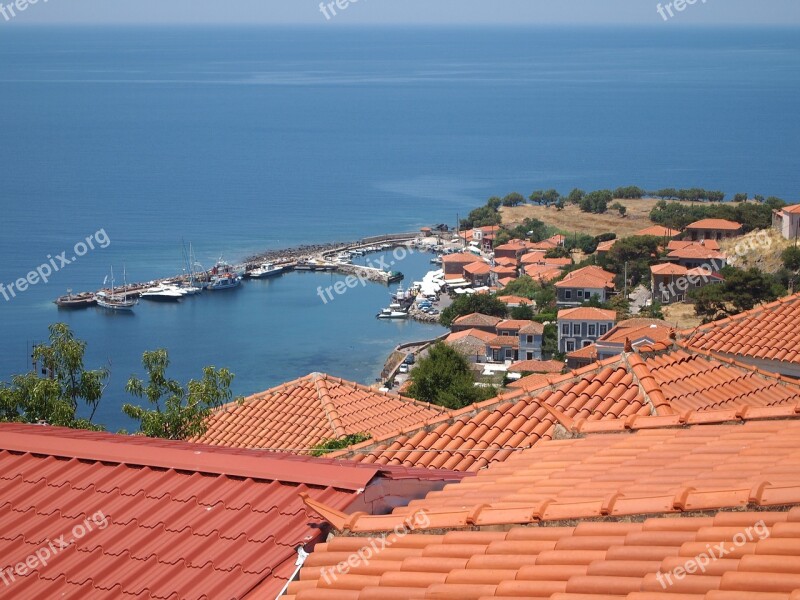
[685,217,743,240]
[651,261,723,304]
[554,265,616,307]
[194,372,447,453]
[485,319,545,362]
[558,306,616,353]
[519,251,547,265]
[523,263,564,282]
[493,239,534,261]
[775,203,800,239]
[489,264,518,286]
[462,260,491,285]
[451,312,503,333]
[666,240,728,272]
[444,328,496,363]
[497,276,517,287]
[667,238,721,251]
[458,225,499,251]
[595,238,617,255]
[492,255,518,268]
[567,319,676,369]
[507,358,564,374]
[0,423,465,599]
[635,224,682,238]
[681,290,800,378]
[442,252,482,282]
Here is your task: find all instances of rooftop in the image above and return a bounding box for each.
[686,218,743,230]
[783,203,800,214]
[507,359,565,374]
[668,239,721,252]
[681,291,800,366]
[463,261,492,275]
[635,225,681,237]
[445,328,496,344]
[558,307,618,321]
[0,423,463,598]
[453,313,504,328]
[651,262,688,276]
[443,252,483,264]
[194,373,446,452]
[555,266,615,290]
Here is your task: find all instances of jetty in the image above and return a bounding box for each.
[55,232,421,307]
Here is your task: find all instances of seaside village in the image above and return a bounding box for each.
[6,203,800,600]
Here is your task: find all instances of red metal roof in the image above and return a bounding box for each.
[0,424,463,599]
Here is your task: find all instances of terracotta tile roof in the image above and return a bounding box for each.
[519,322,545,335]
[616,317,673,329]
[443,252,483,265]
[559,307,617,321]
[493,256,518,267]
[523,264,564,281]
[636,225,681,237]
[497,319,535,332]
[783,203,800,214]
[600,324,675,345]
[288,507,800,599]
[445,328,496,344]
[681,292,800,365]
[463,261,491,275]
[487,335,520,349]
[494,240,529,252]
[306,419,800,535]
[508,359,565,374]
[331,346,800,472]
[497,276,518,286]
[555,266,616,289]
[520,251,547,264]
[0,423,465,599]
[596,239,617,252]
[668,239,721,251]
[490,265,518,276]
[566,343,598,360]
[453,313,504,328]
[496,295,531,306]
[194,373,445,452]
[688,266,724,280]
[668,246,727,260]
[686,218,743,230]
[651,262,688,276]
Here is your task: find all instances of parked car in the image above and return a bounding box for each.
[404,354,415,365]
[399,364,409,374]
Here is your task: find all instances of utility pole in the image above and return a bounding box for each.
[624,261,628,299]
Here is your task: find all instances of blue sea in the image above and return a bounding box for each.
[1,26,799,430]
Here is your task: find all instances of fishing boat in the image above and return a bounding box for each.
[207,259,243,290]
[96,267,137,312]
[376,303,409,319]
[55,290,97,309]
[248,262,285,279]
[141,283,187,302]
[430,255,443,265]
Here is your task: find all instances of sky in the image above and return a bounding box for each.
[5,0,800,26]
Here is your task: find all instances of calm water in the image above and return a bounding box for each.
[1,26,799,430]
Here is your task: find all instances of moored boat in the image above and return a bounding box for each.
[376,302,409,319]
[248,262,285,279]
[96,267,138,312]
[55,290,96,309]
[141,283,187,302]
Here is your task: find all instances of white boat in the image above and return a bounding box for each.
[97,267,137,312]
[376,302,408,319]
[379,244,391,250]
[141,283,187,302]
[249,262,285,279]
[207,273,242,291]
[334,253,352,264]
[179,242,203,295]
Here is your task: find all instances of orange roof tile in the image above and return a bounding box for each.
[331,346,800,472]
[600,324,674,345]
[496,295,531,306]
[636,225,681,237]
[668,239,721,251]
[443,252,483,265]
[194,373,445,452]
[287,508,800,599]
[686,218,743,230]
[453,313,504,328]
[487,335,520,349]
[559,307,618,321]
[493,256,518,267]
[497,319,535,331]
[508,359,565,374]
[783,203,800,214]
[524,264,564,281]
[463,261,492,275]
[309,419,800,535]
[668,246,727,260]
[555,266,616,289]
[446,328,497,344]
[651,263,689,276]
[520,251,548,265]
[596,239,617,252]
[491,265,518,276]
[681,292,800,366]
[498,276,518,286]
[0,423,464,599]
[566,343,598,360]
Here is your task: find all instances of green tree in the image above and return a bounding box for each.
[604,235,662,288]
[528,190,544,205]
[781,246,800,272]
[555,198,566,211]
[487,196,502,211]
[440,294,509,327]
[567,188,585,205]
[724,267,783,313]
[542,189,561,206]
[406,343,495,409]
[499,275,539,300]
[502,192,526,207]
[310,433,370,457]
[510,304,534,320]
[610,202,627,217]
[123,349,238,440]
[542,324,561,360]
[690,284,728,322]
[0,323,107,429]
[580,190,612,214]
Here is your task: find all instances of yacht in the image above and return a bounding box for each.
[376,303,408,319]
[249,262,284,279]
[96,267,138,312]
[207,273,242,291]
[141,283,187,302]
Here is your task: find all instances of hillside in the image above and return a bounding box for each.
[720,227,794,273]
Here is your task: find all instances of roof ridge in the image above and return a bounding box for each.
[624,352,674,416]
[314,374,348,439]
[679,291,800,339]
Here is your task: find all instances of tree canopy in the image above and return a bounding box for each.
[406,342,496,409]
[439,294,509,327]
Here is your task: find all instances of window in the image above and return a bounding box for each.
[526,335,533,343]
[566,341,575,352]
[505,349,515,360]
[526,352,534,360]
[599,324,608,335]
[588,324,596,337]
[583,341,592,348]
[562,324,569,335]
[573,323,581,336]
[565,290,572,300]
[585,290,592,298]
[577,290,584,299]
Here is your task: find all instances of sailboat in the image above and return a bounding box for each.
[96,266,138,312]
[179,242,203,295]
